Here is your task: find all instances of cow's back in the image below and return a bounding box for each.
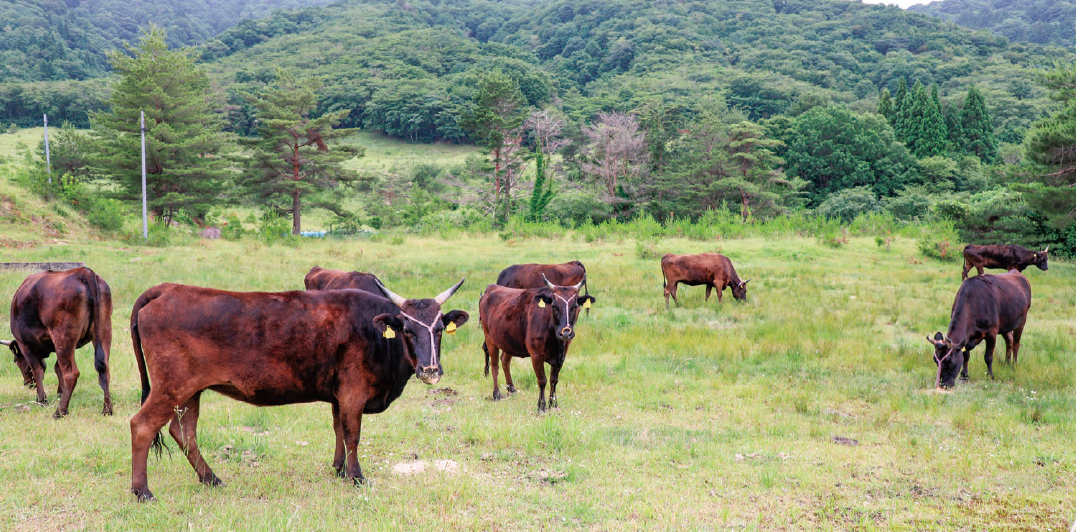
[496,262,584,288]
[11,269,93,342]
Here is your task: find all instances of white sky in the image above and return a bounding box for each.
[859,0,933,8]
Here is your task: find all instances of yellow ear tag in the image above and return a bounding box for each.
[383,327,396,339]
[583,299,592,309]
[446,322,456,335]
[538,300,546,308]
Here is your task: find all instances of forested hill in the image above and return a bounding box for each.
[205,0,1066,143]
[909,0,1076,46]
[0,0,335,82]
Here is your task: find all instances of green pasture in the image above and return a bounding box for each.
[0,234,1073,530]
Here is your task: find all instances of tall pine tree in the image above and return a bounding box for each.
[892,78,911,142]
[877,89,894,121]
[903,82,948,158]
[91,25,230,224]
[241,69,363,235]
[958,87,998,163]
[1023,64,1076,230]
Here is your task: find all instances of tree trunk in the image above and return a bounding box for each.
[292,189,301,235]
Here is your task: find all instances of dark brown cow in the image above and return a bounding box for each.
[127,278,467,501]
[304,265,382,293]
[962,244,1049,280]
[495,260,587,289]
[926,270,1032,388]
[661,253,749,309]
[4,267,112,417]
[479,274,595,411]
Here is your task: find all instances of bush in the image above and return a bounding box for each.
[917,220,961,261]
[818,228,849,248]
[86,198,125,233]
[816,186,882,222]
[544,189,613,226]
[884,187,933,220]
[635,238,664,259]
[221,213,245,240]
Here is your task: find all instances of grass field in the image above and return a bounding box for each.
[0,233,1073,530]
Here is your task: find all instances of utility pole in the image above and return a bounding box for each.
[43,114,52,199]
[141,111,148,239]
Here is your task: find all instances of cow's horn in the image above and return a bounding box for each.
[374,278,408,307]
[1044,246,1049,253]
[571,275,585,291]
[0,340,11,346]
[542,273,556,290]
[434,278,465,305]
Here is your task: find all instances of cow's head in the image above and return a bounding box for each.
[1033,247,1049,272]
[732,279,750,301]
[373,279,469,385]
[2,340,33,387]
[538,274,594,342]
[926,332,964,389]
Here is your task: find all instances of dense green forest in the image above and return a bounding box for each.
[2,0,1076,256]
[0,0,333,82]
[910,0,1076,46]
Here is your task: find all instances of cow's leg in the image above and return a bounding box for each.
[54,362,64,397]
[167,392,221,487]
[488,341,503,401]
[501,352,517,394]
[975,265,984,277]
[338,402,366,485]
[960,349,970,381]
[29,354,48,405]
[983,334,997,380]
[549,363,563,409]
[130,392,184,502]
[1011,326,1025,365]
[716,284,724,302]
[666,281,679,308]
[96,339,112,417]
[1002,332,1014,364]
[531,357,548,412]
[332,402,345,476]
[705,284,712,301]
[53,340,79,418]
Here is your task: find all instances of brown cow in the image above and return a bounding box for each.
[4,267,112,417]
[496,260,587,289]
[127,278,467,501]
[962,244,1048,280]
[926,270,1032,388]
[661,253,749,309]
[304,265,382,293]
[479,274,594,411]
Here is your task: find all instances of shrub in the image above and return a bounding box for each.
[818,228,849,248]
[544,189,613,226]
[86,198,125,233]
[221,213,245,240]
[816,186,882,222]
[884,187,933,220]
[635,238,664,259]
[917,220,961,261]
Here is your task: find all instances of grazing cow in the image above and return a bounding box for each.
[962,244,1048,280]
[479,274,595,411]
[926,270,1032,388]
[4,267,112,417]
[127,278,467,501]
[304,265,382,293]
[495,260,587,289]
[661,253,749,309]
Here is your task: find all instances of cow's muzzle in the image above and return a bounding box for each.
[556,326,575,341]
[418,366,441,385]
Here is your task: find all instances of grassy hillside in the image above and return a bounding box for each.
[0,234,1072,528]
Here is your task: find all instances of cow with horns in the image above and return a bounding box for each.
[926,270,1032,388]
[479,274,595,411]
[660,252,749,309]
[962,244,1049,280]
[4,267,113,417]
[127,278,467,501]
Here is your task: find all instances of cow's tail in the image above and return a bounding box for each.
[130,287,167,457]
[577,260,591,316]
[482,341,490,377]
[78,268,109,376]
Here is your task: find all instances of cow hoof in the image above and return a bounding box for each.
[492,391,503,401]
[132,488,156,502]
[506,385,517,394]
[549,399,558,409]
[537,401,546,412]
[52,410,67,419]
[201,475,224,487]
[333,464,345,477]
[351,475,367,487]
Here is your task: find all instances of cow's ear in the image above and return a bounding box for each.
[373,314,404,337]
[441,310,469,330]
[533,294,552,306]
[577,294,596,307]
